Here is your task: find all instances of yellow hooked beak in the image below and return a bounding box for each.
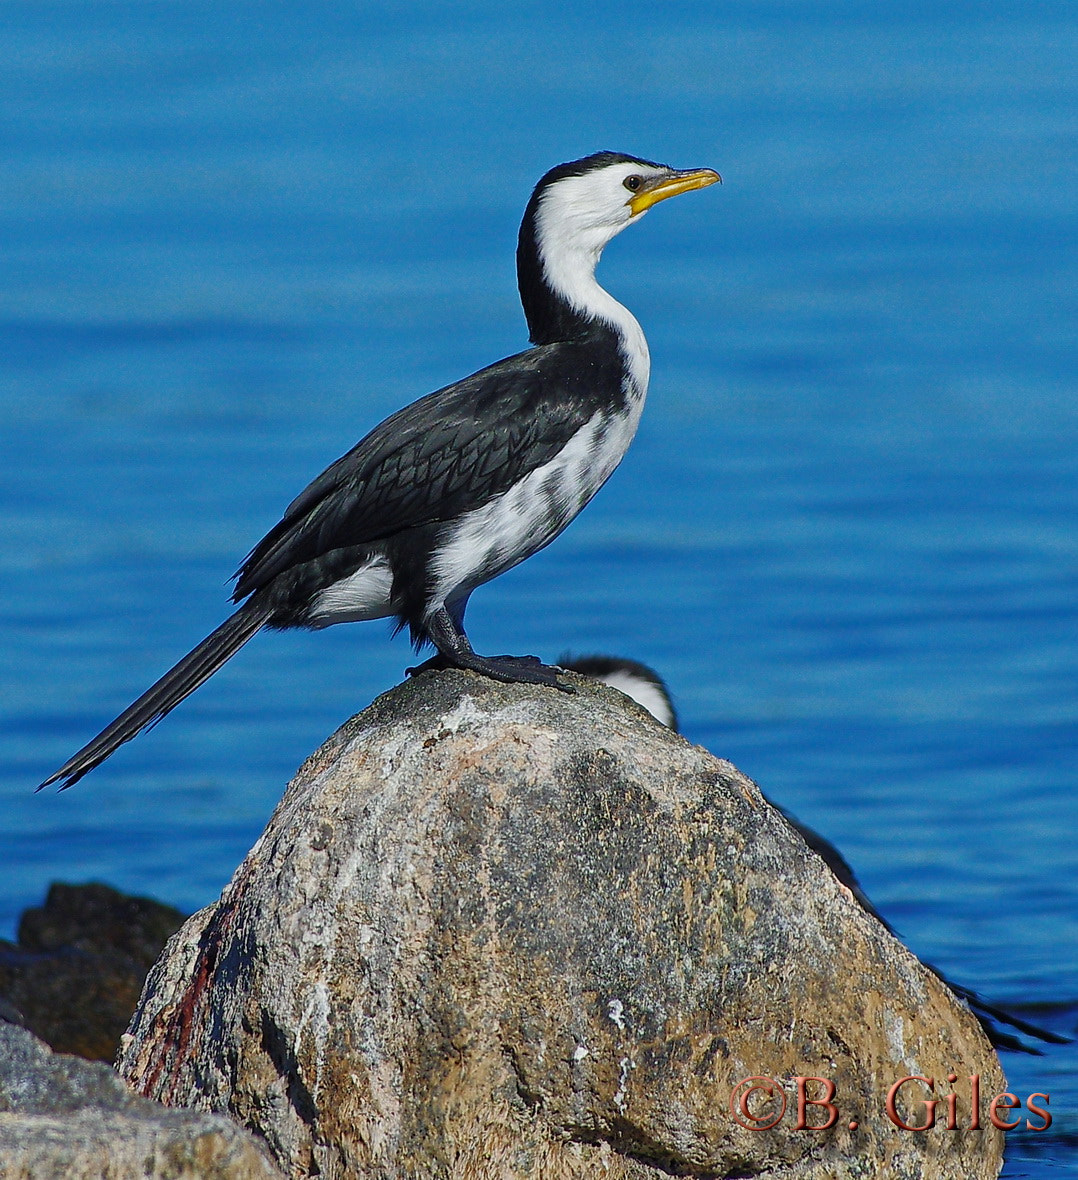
[628,167,722,216]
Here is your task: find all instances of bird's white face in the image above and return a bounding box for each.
[526,154,719,367]
[535,159,721,264]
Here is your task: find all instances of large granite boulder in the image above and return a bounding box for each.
[117,670,1006,1178]
[0,1021,284,1179]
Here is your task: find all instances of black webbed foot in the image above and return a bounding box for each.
[406,653,452,677]
[458,652,574,692]
[407,651,573,692]
[414,605,574,692]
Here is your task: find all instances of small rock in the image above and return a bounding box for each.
[118,670,1007,1178]
[0,882,185,1061]
[17,881,185,963]
[0,1021,284,1179]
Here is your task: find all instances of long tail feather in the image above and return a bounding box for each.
[38,600,273,791]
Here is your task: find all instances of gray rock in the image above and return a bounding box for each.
[118,670,1006,1178]
[0,1021,284,1178]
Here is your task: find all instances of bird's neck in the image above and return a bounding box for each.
[516,221,650,398]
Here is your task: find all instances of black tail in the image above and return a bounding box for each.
[38,599,273,792]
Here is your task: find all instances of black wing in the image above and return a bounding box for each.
[233,340,617,600]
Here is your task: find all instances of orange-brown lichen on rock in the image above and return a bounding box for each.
[118,669,1006,1179]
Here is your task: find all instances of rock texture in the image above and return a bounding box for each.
[118,670,1006,1179]
[0,881,185,1060]
[0,1021,284,1179]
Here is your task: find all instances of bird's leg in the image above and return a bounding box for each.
[408,606,573,692]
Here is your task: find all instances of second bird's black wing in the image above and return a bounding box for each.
[233,339,622,601]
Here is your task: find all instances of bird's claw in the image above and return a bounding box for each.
[407,652,573,693]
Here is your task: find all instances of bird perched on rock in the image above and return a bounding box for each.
[40,152,720,790]
[563,653,1071,1055]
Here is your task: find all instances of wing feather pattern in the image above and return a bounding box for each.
[233,341,611,601]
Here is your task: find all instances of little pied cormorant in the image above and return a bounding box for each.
[40,152,720,790]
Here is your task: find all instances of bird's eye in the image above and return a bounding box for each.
[623,175,643,192]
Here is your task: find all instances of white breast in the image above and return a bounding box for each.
[429,400,644,615]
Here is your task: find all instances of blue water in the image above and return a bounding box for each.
[2,2,1076,1173]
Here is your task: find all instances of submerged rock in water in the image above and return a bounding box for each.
[118,669,1006,1179]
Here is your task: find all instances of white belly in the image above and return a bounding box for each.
[308,558,395,627]
[429,404,642,614]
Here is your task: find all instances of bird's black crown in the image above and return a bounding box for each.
[534,151,667,192]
